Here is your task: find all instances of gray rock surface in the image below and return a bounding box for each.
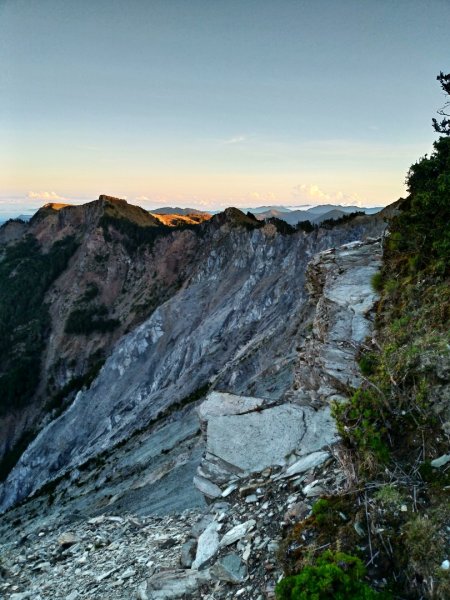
[0,451,348,599]
[282,451,331,478]
[0,223,384,513]
[192,475,223,499]
[0,222,390,599]
[298,238,383,401]
[206,403,336,474]
[146,568,211,599]
[197,392,267,424]
[220,520,256,547]
[180,539,197,569]
[191,521,220,569]
[211,553,248,583]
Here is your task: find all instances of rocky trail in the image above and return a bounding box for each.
[0,234,385,599]
[0,453,343,600]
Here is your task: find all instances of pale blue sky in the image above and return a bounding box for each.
[1,0,449,214]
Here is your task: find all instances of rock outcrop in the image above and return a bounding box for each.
[0,229,385,598]
[193,238,382,496]
[0,221,384,514]
[0,196,202,471]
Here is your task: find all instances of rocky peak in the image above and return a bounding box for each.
[210,207,262,230]
[98,193,127,204]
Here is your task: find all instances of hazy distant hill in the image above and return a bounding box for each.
[239,205,293,214]
[151,207,211,216]
[251,204,383,225]
[150,212,212,226]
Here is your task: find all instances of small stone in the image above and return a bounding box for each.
[441,559,450,570]
[354,522,365,537]
[192,521,220,569]
[106,516,124,523]
[245,494,258,503]
[282,451,330,478]
[32,561,51,571]
[284,501,309,522]
[158,537,177,549]
[242,543,252,562]
[88,516,106,525]
[180,539,197,568]
[302,481,325,497]
[146,568,211,596]
[211,553,248,583]
[400,505,408,512]
[193,475,222,499]
[239,484,259,497]
[431,454,450,468]
[222,483,238,497]
[122,567,136,579]
[58,532,80,548]
[191,514,214,538]
[220,520,256,547]
[66,592,79,600]
[136,580,148,600]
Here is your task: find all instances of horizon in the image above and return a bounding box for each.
[1,1,449,214]
[0,194,388,222]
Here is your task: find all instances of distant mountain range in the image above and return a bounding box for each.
[246,204,383,226]
[150,204,384,227]
[0,203,384,228]
[151,207,211,216]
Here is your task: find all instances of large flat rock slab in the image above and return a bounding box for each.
[197,391,266,424]
[206,403,336,474]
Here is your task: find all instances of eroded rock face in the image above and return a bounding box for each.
[0,452,350,600]
[194,239,382,492]
[297,238,383,403]
[0,229,385,599]
[0,221,384,514]
[203,403,335,475]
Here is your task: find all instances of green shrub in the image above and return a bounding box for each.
[65,304,120,334]
[0,235,79,415]
[311,499,332,526]
[332,389,390,466]
[371,272,383,292]
[80,282,100,302]
[320,211,365,230]
[358,353,378,376]
[275,551,387,599]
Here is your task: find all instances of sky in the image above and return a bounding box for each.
[1,0,449,216]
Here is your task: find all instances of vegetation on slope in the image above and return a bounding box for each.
[0,235,79,416]
[277,77,450,599]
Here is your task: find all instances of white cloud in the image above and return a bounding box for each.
[291,184,364,207]
[223,135,246,145]
[135,195,150,202]
[27,191,66,201]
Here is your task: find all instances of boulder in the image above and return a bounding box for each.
[205,404,336,475]
[211,553,248,583]
[146,568,211,599]
[191,521,220,569]
[282,451,330,478]
[220,519,256,547]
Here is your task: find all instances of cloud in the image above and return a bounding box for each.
[223,135,246,145]
[135,195,150,202]
[27,191,66,201]
[291,184,364,207]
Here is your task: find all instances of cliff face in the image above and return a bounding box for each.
[0,206,386,514]
[0,196,202,476]
[0,231,385,600]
